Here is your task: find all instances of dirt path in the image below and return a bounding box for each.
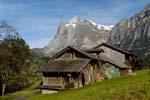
[11,89,40,100]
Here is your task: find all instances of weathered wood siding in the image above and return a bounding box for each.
[124,59,131,68]
[120,69,129,75]
[58,52,72,59]
[93,63,103,81]
[43,76,65,88]
[98,46,125,63]
[82,64,93,85]
[81,63,103,85]
[56,51,87,59]
[71,63,103,88]
[73,74,83,88]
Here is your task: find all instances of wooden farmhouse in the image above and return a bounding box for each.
[86,43,135,78]
[38,46,104,93]
[38,43,135,93]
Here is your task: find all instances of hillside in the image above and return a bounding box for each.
[26,70,150,100]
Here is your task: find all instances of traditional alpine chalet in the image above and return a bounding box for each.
[38,43,135,93]
[38,46,104,93]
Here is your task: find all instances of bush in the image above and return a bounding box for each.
[65,82,74,89]
[134,56,150,70]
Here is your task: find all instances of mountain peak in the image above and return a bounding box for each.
[67,17,113,30]
[70,16,80,23]
[43,16,111,56]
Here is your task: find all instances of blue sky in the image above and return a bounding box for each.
[0,0,149,48]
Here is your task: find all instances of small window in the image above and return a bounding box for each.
[125,54,129,60]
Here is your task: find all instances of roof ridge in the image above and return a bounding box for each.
[92,43,134,55]
[50,45,99,60]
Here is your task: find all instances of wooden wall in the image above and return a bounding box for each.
[42,61,104,89]
[58,52,72,59]
[99,46,125,63]
[81,63,103,85]
[43,76,65,88]
[72,74,82,88]
[56,50,90,60]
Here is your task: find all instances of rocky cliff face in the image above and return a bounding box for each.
[108,4,150,56]
[42,16,113,56]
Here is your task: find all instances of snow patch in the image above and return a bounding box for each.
[65,16,114,30]
[65,16,80,28]
[97,25,112,30]
[66,23,76,28]
[88,20,113,31]
[88,20,97,26]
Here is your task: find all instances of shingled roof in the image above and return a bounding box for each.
[38,59,91,72]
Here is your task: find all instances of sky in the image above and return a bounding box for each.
[0,0,149,48]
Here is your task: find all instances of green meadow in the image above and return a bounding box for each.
[26,70,150,100]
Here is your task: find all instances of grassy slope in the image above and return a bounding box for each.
[0,80,41,100]
[26,70,150,100]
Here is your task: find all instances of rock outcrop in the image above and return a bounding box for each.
[108,4,150,56]
[42,16,112,56]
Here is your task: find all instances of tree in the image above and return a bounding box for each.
[134,56,150,70]
[0,22,31,95]
[0,47,11,95]
[0,21,18,95]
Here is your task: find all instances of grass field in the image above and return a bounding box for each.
[0,80,41,100]
[26,70,150,100]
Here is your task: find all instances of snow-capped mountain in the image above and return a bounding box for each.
[32,4,150,58]
[65,16,113,30]
[41,16,113,56]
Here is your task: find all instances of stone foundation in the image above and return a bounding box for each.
[42,89,58,94]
